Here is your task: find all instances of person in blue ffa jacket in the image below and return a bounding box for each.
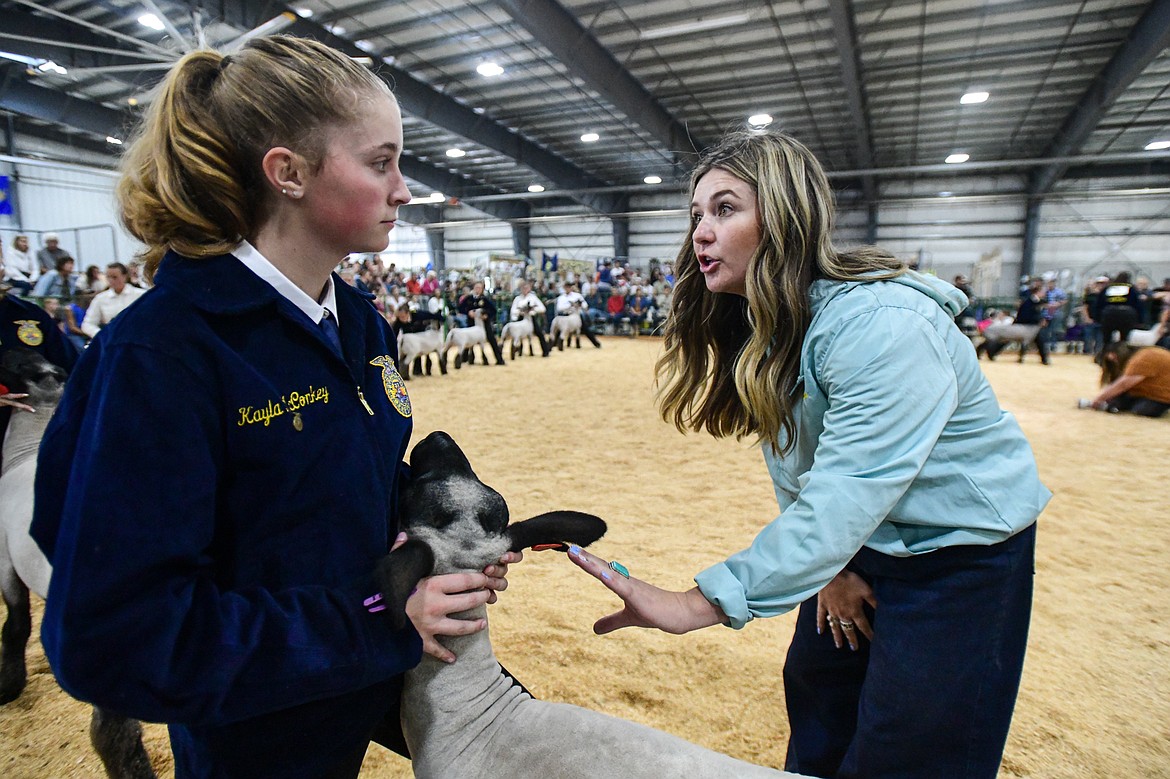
[567,131,1049,779]
[30,36,519,779]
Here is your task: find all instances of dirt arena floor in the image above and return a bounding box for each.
[3,335,1167,778]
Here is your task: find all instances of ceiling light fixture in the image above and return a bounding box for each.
[643,175,662,184]
[138,13,165,31]
[945,153,970,164]
[106,136,123,145]
[641,12,752,41]
[960,91,989,105]
[747,113,773,127]
[580,132,599,143]
[294,8,313,18]
[528,184,545,193]
[477,62,504,77]
[36,60,67,75]
[445,148,467,158]
[128,97,139,106]
[1144,140,1170,151]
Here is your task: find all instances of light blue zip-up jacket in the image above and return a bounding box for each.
[695,271,1051,629]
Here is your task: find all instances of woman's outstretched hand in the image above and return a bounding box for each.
[566,544,728,635]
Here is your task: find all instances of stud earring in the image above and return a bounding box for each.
[281,188,287,195]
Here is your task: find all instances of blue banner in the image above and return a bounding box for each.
[541,251,558,272]
[0,175,12,215]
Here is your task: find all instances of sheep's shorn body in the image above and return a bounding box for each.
[440,312,490,370]
[550,309,583,350]
[0,349,155,779]
[397,326,445,380]
[386,432,806,779]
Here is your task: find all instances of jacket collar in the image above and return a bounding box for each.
[153,250,376,316]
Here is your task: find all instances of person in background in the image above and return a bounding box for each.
[1079,276,1108,356]
[457,280,505,364]
[30,36,518,778]
[80,262,147,338]
[555,281,602,347]
[31,255,78,300]
[509,279,551,356]
[1097,271,1142,348]
[79,264,107,294]
[567,129,1047,779]
[35,233,69,275]
[982,277,1048,364]
[4,235,40,295]
[1079,343,1170,417]
[1041,273,1067,349]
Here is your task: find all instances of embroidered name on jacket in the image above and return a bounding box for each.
[238,386,330,427]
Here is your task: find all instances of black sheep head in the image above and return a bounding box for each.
[0,347,68,406]
[376,431,607,628]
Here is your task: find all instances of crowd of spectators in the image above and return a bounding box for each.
[338,254,676,340]
[3,234,677,359]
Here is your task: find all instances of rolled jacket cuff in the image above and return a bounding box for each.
[695,563,753,630]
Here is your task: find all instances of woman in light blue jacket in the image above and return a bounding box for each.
[569,130,1049,779]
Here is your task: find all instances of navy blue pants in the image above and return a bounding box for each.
[783,523,1036,779]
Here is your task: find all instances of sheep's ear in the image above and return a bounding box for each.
[508,511,607,553]
[373,540,435,630]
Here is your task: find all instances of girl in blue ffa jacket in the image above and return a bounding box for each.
[567,131,1049,779]
[31,36,518,778]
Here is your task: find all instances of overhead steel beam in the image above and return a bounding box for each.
[1029,0,1170,197]
[494,0,705,166]
[2,8,167,91]
[0,69,530,223]
[397,156,531,223]
[203,0,623,214]
[0,70,132,140]
[826,0,878,242]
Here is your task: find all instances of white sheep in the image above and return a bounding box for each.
[397,324,446,380]
[0,349,156,779]
[377,431,807,779]
[439,310,490,370]
[500,306,538,359]
[550,304,584,351]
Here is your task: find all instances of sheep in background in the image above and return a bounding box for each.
[550,304,584,350]
[500,305,538,359]
[397,323,446,380]
[376,431,806,779]
[0,349,156,779]
[439,310,490,370]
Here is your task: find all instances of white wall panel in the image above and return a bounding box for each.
[0,159,140,272]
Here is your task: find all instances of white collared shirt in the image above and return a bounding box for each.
[233,240,339,331]
[80,283,147,337]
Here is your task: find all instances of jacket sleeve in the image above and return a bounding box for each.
[35,341,419,726]
[695,307,959,628]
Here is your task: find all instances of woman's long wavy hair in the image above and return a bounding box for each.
[656,130,905,454]
[117,35,393,279]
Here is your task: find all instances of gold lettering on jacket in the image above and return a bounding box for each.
[237,386,330,427]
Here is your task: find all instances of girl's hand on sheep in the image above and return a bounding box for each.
[406,572,494,663]
[566,545,729,635]
[482,550,524,604]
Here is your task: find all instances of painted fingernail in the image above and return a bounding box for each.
[396,532,408,543]
[568,544,582,556]
[817,625,822,635]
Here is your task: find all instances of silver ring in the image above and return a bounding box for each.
[827,615,838,623]
[840,622,856,631]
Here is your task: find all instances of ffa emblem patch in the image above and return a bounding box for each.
[15,320,43,347]
[370,355,411,418]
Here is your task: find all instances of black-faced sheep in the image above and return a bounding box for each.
[377,431,806,779]
[0,348,156,779]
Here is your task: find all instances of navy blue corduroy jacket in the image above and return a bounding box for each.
[31,252,421,773]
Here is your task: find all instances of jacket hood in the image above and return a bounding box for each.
[809,270,968,317]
